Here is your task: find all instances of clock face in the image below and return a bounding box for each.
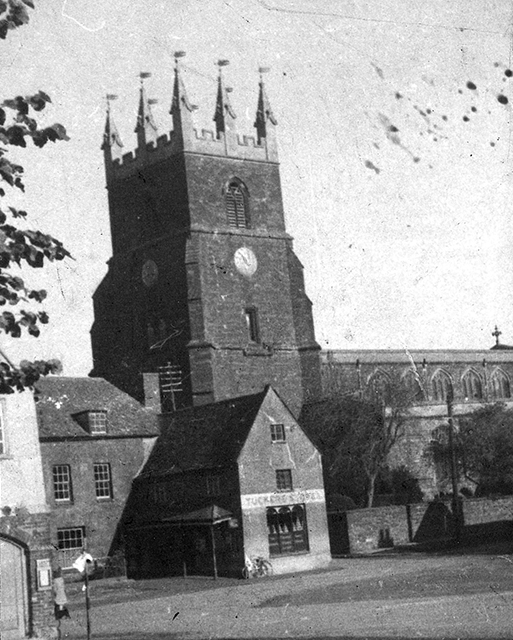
[142,260,158,287]
[234,247,257,277]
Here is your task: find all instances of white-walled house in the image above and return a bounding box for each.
[0,390,55,639]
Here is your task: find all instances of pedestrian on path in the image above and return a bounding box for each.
[53,567,70,624]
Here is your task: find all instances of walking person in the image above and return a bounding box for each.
[53,567,70,638]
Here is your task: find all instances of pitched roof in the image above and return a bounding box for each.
[139,388,268,478]
[36,376,159,439]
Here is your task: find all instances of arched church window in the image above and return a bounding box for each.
[366,369,391,405]
[402,368,424,402]
[225,179,249,228]
[490,369,511,399]
[461,369,483,400]
[431,370,453,402]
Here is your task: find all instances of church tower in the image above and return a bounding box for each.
[91,56,321,416]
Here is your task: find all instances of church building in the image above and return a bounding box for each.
[91,56,321,419]
[90,55,329,577]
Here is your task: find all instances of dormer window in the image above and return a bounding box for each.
[88,411,107,434]
[73,410,108,435]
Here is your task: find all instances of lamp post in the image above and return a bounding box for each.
[446,387,461,543]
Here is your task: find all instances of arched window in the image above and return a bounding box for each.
[367,369,391,405]
[224,180,249,228]
[402,368,424,402]
[461,369,483,400]
[431,370,453,402]
[490,369,511,399]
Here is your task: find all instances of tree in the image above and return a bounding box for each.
[301,372,415,507]
[0,0,70,392]
[377,465,424,505]
[426,403,513,497]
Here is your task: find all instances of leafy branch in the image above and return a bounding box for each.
[0,1,71,391]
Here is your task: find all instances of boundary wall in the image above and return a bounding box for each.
[328,496,513,555]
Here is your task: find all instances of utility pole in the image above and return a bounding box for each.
[446,388,461,543]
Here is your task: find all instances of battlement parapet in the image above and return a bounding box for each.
[190,128,273,162]
[198,129,215,141]
[106,125,276,181]
[108,130,180,179]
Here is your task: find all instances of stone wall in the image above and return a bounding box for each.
[332,496,513,555]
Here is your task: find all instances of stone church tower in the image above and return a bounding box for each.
[90,57,321,416]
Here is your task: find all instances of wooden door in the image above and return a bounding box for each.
[0,538,28,639]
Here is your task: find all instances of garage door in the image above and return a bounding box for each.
[0,537,28,639]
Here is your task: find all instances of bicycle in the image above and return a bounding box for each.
[242,556,273,579]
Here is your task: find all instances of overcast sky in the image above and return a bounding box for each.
[2,0,513,375]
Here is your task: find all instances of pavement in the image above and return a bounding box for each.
[58,542,513,639]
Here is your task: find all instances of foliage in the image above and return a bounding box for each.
[377,465,424,505]
[302,374,415,508]
[0,0,34,40]
[426,403,513,497]
[0,0,70,392]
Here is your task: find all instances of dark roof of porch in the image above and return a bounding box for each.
[163,505,233,525]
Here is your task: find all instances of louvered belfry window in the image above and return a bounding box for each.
[225,181,248,228]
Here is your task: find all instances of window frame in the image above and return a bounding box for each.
[402,369,424,402]
[270,423,286,443]
[52,464,73,503]
[266,504,309,557]
[275,469,293,492]
[244,307,260,343]
[431,370,453,402]
[367,370,391,405]
[225,180,249,228]
[57,526,85,569]
[93,462,113,501]
[206,474,221,497]
[490,369,511,400]
[461,369,483,400]
[88,411,108,435]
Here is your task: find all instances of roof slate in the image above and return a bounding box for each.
[139,388,268,478]
[36,376,159,439]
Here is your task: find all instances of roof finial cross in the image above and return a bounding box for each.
[492,325,502,346]
[105,93,118,112]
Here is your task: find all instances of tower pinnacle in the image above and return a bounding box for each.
[102,95,123,162]
[170,51,196,148]
[213,60,237,140]
[254,67,278,161]
[135,72,158,149]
